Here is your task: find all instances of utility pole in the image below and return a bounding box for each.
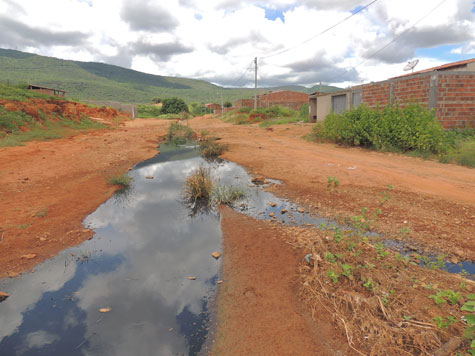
[221,92,224,117]
[254,57,258,110]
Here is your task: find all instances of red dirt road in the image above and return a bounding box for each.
[1,115,474,355]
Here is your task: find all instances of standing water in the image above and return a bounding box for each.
[0,144,226,356]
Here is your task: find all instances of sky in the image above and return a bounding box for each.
[0,0,474,88]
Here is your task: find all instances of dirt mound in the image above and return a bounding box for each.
[0,98,128,122]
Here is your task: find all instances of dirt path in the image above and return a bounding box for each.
[1,115,474,355]
[0,119,168,278]
[215,206,354,356]
[189,116,475,261]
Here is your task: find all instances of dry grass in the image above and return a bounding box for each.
[184,167,214,203]
[274,223,473,356]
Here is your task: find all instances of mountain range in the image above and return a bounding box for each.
[0,48,341,104]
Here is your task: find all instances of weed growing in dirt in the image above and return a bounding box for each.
[35,207,48,218]
[108,173,132,187]
[327,176,339,192]
[461,295,475,355]
[199,138,228,159]
[167,121,195,145]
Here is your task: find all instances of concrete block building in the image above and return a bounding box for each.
[309,58,475,128]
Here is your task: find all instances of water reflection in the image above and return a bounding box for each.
[0,145,222,356]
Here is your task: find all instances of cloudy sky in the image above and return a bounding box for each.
[0,0,474,88]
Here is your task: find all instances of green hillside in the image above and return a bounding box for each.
[0,48,341,104]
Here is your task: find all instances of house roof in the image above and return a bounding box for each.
[28,84,66,93]
[391,58,475,79]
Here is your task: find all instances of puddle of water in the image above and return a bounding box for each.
[0,144,223,356]
[383,239,475,280]
[1,144,473,355]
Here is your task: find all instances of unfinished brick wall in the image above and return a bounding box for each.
[362,82,391,107]
[436,74,475,128]
[359,71,475,128]
[259,91,309,110]
[235,99,255,109]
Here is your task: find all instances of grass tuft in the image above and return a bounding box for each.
[199,138,228,158]
[108,173,132,187]
[184,167,214,202]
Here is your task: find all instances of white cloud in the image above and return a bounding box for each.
[0,0,474,87]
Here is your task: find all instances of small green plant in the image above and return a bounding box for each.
[18,224,31,229]
[375,242,390,258]
[325,252,337,263]
[433,315,458,329]
[327,176,339,192]
[327,269,340,283]
[462,294,475,355]
[400,226,411,237]
[341,264,354,279]
[108,173,132,187]
[429,289,461,305]
[362,277,378,291]
[380,184,394,206]
[35,207,48,218]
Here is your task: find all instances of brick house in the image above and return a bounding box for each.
[310,58,475,128]
[235,90,309,111]
[205,103,223,115]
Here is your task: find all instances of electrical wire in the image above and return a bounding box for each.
[260,0,380,60]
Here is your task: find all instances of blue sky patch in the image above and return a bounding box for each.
[195,13,203,20]
[264,7,285,22]
[415,44,472,62]
[351,5,365,14]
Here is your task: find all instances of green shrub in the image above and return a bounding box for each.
[137,104,161,118]
[313,103,447,154]
[108,173,132,187]
[161,97,189,114]
[239,107,252,113]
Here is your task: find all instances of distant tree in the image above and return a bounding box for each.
[152,97,161,104]
[161,97,189,114]
[223,101,233,108]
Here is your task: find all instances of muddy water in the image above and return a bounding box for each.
[0,145,226,356]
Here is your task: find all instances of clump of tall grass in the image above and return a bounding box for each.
[199,138,228,158]
[167,121,195,145]
[184,167,246,207]
[184,167,214,202]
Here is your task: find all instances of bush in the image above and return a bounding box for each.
[161,97,189,114]
[107,173,132,187]
[137,104,161,118]
[313,103,447,154]
[239,107,252,113]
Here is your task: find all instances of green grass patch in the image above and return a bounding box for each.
[137,104,162,118]
[167,121,195,145]
[0,106,106,147]
[439,129,475,168]
[0,82,53,101]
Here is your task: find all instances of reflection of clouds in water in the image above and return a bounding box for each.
[0,259,77,341]
[85,158,202,229]
[25,330,60,349]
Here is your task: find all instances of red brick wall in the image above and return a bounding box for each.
[235,99,254,109]
[393,76,430,105]
[362,82,391,107]
[360,72,474,128]
[259,91,309,110]
[436,74,475,128]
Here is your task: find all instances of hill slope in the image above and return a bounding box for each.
[0,48,341,103]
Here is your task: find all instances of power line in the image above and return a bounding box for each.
[328,0,449,84]
[261,0,380,60]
